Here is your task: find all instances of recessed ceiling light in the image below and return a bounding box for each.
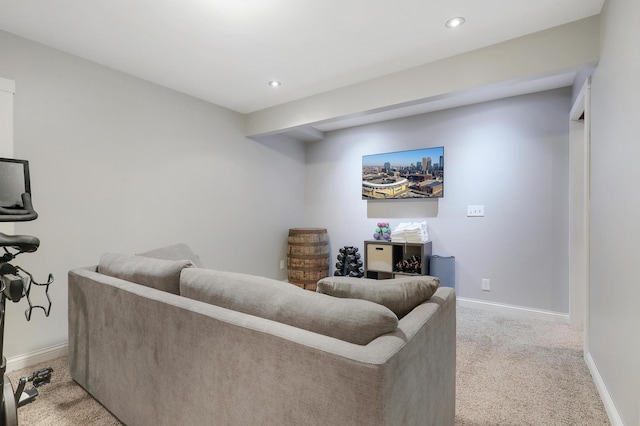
[445,17,465,29]
[268,80,282,87]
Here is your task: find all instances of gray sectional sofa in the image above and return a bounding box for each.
[68,244,456,426]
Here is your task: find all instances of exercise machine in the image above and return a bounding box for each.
[0,158,54,426]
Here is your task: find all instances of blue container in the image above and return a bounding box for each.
[429,255,455,289]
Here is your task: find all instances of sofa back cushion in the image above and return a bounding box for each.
[98,253,194,294]
[316,275,440,318]
[136,243,204,268]
[180,268,398,345]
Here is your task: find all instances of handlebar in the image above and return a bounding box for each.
[0,194,38,222]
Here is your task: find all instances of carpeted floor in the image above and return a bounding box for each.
[7,356,122,426]
[455,306,609,425]
[7,304,609,425]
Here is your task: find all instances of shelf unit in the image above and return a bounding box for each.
[363,240,432,279]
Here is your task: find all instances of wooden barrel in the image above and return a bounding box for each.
[287,228,329,291]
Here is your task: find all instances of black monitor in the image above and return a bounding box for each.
[0,158,31,209]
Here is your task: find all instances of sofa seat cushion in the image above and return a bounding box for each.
[98,253,194,294]
[180,268,398,345]
[316,275,440,318]
[137,243,204,268]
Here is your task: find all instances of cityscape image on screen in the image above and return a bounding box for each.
[362,147,444,199]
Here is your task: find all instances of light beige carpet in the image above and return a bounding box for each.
[7,305,609,425]
[7,356,122,426]
[455,305,609,425]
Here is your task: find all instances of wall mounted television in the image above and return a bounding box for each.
[362,147,444,199]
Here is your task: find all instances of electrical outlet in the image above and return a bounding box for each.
[467,205,485,217]
[280,260,285,270]
[482,279,491,291]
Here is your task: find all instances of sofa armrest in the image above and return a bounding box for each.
[382,286,456,424]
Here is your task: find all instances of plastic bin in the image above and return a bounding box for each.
[429,255,455,289]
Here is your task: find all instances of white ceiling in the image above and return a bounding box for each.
[0,0,603,115]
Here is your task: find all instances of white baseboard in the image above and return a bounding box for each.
[457,297,570,324]
[6,342,68,372]
[585,351,624,426]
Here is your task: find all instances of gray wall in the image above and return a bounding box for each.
[590,0,640,424]
[306,88,571,313]
[0,30,307,358]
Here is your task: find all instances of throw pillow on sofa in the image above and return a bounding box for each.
[180,268,399,345]
[316,275,440,318]
[137,243,204,268]
[98,253,194,295]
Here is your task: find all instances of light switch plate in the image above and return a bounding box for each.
[467,205,485,217]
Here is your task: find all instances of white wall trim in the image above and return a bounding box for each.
[568,76,591,333]
[0,76,15,236]
[570,78,588,120]
[457,297,570,324]
[6,342,68,372]
[585,351,624,426]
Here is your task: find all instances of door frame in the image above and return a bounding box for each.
[568,77,591,352]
